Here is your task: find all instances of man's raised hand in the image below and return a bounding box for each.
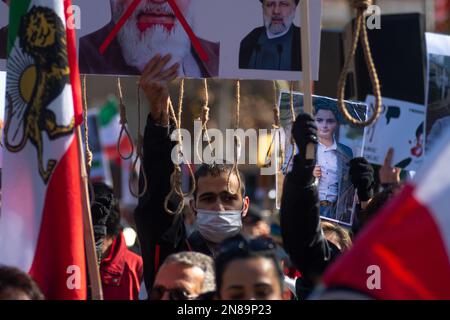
[139,54,179,125]
[379,148,401,185]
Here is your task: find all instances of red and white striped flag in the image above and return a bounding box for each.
[320,128,450,299]
[0,0,86,299]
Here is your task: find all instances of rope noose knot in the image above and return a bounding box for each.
[336,0,382,128]
[201,106,210,123]
[136,134,144,157]
[119,102,128,125]
[351,0,372,10]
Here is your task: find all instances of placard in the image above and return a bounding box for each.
[363,95,425,171]
[278,91,367,226]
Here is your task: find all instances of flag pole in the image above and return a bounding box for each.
[76,126,103,300]
[300,0,315,160]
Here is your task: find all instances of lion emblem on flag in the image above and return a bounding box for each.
[4,6,75,184]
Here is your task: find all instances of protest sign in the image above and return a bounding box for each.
[425,33,450,154]
[363,95,425,172]
[69,0,321,80]
[278,91,367,226]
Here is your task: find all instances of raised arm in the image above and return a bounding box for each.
[133,55,185,290]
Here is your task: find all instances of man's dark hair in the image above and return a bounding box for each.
[0,266,44,300]
[194,163,246,200]
[91,182,121,237]
[214,235,284,296]
[354,185,400,234]
[313,104,340,124]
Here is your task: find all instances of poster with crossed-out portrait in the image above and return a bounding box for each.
[66,0,322,81]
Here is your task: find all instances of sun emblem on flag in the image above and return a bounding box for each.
[4,6,75,184]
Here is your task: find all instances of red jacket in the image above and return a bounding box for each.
[100,232,143,300]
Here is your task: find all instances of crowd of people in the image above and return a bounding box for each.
[0,53,407,301]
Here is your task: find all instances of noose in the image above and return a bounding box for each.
[164,79,196,215]
[337,0,382,127]
[116,78,135,160]
[195,79,214,163]
[82,75,93,172]
[285,81,297,171]
[129,85,148,198]
[263,81,283,169]
[227,80,242,195]
[82,75,95,204]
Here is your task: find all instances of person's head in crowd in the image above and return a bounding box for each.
[110,0,194,72]
[320,221,352,252]
[241,206,271,239]
[190,164,250,245]
[150,251,215,300]
[215,234,288,300]
[354,184,402,233]
[260,0,299,36]
[314,106,339,146]
[91,182,121,262]
[0,266,44,300]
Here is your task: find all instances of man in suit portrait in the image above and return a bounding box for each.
[79,0,219,77]
[239,0,301,71]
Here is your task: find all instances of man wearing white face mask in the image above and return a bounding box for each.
[134,54,250,293]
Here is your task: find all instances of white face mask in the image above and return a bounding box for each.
[195,208,243,244]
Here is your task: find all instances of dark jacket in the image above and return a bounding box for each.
[280,155,341,299]
[334,143,354,223]
[239,25,301,71]
[79,22,220,77]
[0,26,7,60]
[134,116,214,292]
[100,232,143,300]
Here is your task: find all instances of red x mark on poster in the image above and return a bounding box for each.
[99,0,209,62]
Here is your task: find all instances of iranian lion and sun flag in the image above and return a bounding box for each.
[0,0,86,299]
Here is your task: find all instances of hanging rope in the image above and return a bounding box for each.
[164,80,196,215]
[227,80,242,195]
[116,78,135,160]
[82,75,95,204]
[195,79,214,163]
[274,81,285,171]
[337,0,382,127]
[82,75,93,171]
[285,81,297,170]
[129,85,148,198]
[263,81,281,168]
